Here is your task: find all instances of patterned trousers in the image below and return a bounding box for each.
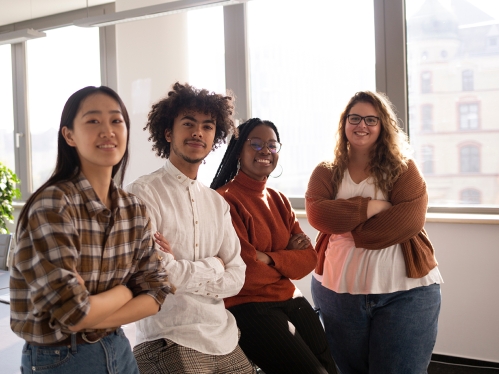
[133,338,256,374]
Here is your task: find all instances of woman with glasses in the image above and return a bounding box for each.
[306,91,442,374]
[210,118,337,374]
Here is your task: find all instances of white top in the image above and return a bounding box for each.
[125,159,246,355]
[315,169,443,295]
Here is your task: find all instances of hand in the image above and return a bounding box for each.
[367,200,392,219]
[215,256,225,269]
[255,250,274,265]
[154,231,175,258]
[287,233,310,250]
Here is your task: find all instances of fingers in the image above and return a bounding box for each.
[154,231,174,255]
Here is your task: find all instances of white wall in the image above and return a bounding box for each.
[297,217,499,364]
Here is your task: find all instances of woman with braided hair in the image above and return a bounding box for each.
[211,118,337,374]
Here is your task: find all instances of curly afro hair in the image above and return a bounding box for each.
[145,82,235,159]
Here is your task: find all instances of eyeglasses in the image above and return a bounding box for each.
[247,138,282,153]
[347,114,380,127]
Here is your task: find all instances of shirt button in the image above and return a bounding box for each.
[191,199,194,202]
[195,221,198,224]
[215,295,218,298]
[177,176,181,179]
[191,181,194,184]
[199,283,202,286]
[196,243,198,247]
[207,293,211,295]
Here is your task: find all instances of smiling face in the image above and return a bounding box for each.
[239,124,279,181]
[345,101,381,152]
[166,111,216,177]
[62,92,127,178]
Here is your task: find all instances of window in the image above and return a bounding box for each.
[421,71,432,93]
[0,45,15,172]
[406,1,499,207]
[187,6,227,186]
[460,189,481,204]
[421,145,434,174]
[459,103,479,130]
[459,144,480,173]
[462,70,474,91]
[247,0,375,197]
[26,26,101,190]
[421,104,433,131]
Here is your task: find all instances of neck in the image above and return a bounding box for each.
[348,148,371,168]
[81,167,113,209]
[169,157,201,180]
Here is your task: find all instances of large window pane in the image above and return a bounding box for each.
[26,26,100,190]
[247,0,376,197]
[0,45,15,172]
[406,0,499,206]
[187,6,227,186]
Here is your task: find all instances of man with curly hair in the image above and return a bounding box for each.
[126,82,255,373]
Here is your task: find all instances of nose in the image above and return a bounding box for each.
[192,125,203,138]
[100,121,115,137]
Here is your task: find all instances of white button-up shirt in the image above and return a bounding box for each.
[125,159,246,355]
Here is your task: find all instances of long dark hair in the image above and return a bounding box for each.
[16,86,131,233]
[210,118,280,190]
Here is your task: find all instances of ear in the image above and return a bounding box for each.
[165,128,171,142]
[62,127,76,147]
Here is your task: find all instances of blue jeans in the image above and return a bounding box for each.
[311,277,441,374]
[21,328,139,374]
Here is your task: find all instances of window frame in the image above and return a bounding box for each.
[3,0,497,215]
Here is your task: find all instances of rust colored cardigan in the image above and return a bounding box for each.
[305,159,437,279]
[217,171,317,308]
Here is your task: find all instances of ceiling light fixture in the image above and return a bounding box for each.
[0,28,46,46]
[74,0,249,28]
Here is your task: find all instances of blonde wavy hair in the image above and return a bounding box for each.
[328,91,412,197]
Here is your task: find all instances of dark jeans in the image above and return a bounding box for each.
[312,277,441,374]
[229,297,337,374]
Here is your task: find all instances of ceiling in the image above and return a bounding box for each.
[0,0,114,27]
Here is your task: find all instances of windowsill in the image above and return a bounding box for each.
[294,209,499,225]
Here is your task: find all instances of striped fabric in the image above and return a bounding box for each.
[10,173,174,344]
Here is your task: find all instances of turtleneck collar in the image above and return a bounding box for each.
[233,170,267,192]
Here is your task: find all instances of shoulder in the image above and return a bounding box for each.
[30,181,76,213]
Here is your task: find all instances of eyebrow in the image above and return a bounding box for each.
[180,115,216,125]
[81,109,122,117]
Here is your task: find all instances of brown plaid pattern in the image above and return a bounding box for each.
[133,338,256,374]
[10,173,174,344]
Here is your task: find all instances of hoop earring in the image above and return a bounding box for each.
[270,164,283,178]
[237,159,241,171]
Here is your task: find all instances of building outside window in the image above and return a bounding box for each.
[462,69,474,91]
[460,188,481,204]
[421,71,432,93]
[421,104,433,131]
[459,144,480,173]
[406,0,499,206]
[459,103,479,130]
[421,145,434,174]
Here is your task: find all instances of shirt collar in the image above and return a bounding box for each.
[73,172,121,218]
[164,158,199,187]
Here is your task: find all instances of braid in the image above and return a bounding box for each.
[211,118,280,190]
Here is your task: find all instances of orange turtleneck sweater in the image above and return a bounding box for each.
[217,171,317,309]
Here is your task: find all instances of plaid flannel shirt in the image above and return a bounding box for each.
[10,173,173,344]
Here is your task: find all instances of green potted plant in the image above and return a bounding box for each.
[0,161,21,270]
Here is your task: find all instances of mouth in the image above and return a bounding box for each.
[186,140,206,148]
[255,158,272,165]
[97,144,117,149]
[354,131,369,136]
